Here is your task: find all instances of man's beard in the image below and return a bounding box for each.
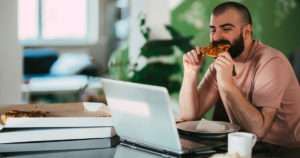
[212,33,245,59]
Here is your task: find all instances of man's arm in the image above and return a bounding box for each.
[219,84,276,139]
[179,48,219,121]
[179,70,201,120]
[215,53,281,139]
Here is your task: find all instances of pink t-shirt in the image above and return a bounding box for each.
[201,40,300,147]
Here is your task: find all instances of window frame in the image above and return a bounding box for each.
[18,0,99,46]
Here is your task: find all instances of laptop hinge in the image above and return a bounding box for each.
[120,139,179,157]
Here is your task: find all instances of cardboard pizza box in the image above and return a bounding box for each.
[0,102,112,128]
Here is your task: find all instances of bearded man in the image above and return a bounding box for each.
[179,2,300,157]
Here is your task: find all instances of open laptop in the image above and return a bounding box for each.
[101,78,224,155]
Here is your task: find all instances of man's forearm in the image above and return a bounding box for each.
[219,84,273,138]
[179,73,200,120]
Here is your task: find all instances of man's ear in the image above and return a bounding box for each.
[243,24,252,38]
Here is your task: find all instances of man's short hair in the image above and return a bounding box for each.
[213,1,252,25]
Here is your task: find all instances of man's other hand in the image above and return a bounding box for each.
[214,52,235,90]
[183,47,204,75]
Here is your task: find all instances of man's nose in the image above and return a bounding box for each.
[212,32,222,41]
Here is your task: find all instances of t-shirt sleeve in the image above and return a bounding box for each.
[252,56,290,109]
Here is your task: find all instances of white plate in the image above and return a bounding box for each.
[177,120,239,134]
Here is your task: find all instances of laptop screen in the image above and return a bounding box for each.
[102,79,182,153]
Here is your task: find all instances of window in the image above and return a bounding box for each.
[18,0,98,46]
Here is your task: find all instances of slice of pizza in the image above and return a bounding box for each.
[197,43,236,76]
[198,44,231,58]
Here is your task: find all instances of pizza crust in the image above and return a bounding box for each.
[0,110,49,125]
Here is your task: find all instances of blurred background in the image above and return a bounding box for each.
[0,0,299,105]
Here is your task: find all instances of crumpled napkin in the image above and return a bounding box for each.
[209,152,241,158]
[196,119,227,132]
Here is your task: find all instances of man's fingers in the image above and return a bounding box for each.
[216,56,232,65]
[190,49,200,64]
[187,52,195,64]
[183,52,194,65]
[217,52,235,65]
[219,52,233,61]
[184,47,205,66]
[185,50,199,65]
[195,47,203,56]
[214,59,227,68]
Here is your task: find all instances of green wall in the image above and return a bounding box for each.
[171,0,300,119]
[171,0,300,56]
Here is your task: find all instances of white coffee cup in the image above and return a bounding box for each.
[228,132,257,158]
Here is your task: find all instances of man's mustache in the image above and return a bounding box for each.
[212,40,231,47]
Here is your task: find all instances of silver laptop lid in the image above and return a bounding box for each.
[102,79,182,153]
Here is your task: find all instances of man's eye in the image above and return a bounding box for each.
[223,28,232,32]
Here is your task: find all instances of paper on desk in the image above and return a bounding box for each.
[83,102,106,112]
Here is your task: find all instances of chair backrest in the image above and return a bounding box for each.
[212,100,229,122]
[23,48,58,78]
[288,50,300,83]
